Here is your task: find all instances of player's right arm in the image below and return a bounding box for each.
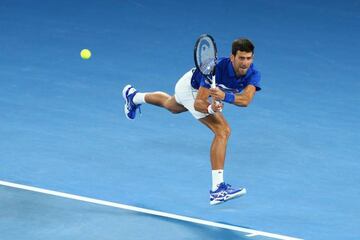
[194,87,223,113]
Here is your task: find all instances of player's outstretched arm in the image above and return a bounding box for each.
[233,85,256,107]
[209,85,256,107]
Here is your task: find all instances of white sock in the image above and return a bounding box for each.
[132,92,147,104]
[212,169,224,191]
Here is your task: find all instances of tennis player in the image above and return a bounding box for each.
[122,38,261,205]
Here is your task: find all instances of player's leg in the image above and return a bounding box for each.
[144,93,187,114]
[175,81,246,205]
[122,86,187,120]
[170,69,229,194]
[199,113,247,205]
[199,113,229,195]
[199,113,230,170]
[123,70,196,119]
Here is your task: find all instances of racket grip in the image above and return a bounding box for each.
[211,75,216,89]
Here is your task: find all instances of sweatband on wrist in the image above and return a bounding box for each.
[207,104,215,114]
[223,92,235,103]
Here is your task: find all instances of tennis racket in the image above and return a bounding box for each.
[194,34,222,112]
[194,34,218,89]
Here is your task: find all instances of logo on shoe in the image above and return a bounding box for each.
[127,87,136,96]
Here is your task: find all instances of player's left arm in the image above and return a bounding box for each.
[209,84,257,107]
[233,85,256,107]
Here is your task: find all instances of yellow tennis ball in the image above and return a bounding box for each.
[80,49,91,60]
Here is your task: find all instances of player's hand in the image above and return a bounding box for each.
[211,99,223,112]
[209,87,225,101]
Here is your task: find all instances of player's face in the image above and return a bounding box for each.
[230,51,254,77]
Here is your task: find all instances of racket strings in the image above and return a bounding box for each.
[196,37,216,76]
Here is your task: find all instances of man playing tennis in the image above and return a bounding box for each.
[122,38,261,205]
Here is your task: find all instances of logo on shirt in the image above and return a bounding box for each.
[217,84,240,93]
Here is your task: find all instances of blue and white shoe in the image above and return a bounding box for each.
[122,84,141,120]
[210,182,246,205]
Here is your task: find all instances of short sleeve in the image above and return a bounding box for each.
[249,71,261,91]
[199,76,211,89]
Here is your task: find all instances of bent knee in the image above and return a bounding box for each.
[164,99,187,114]
[214,125,231,139]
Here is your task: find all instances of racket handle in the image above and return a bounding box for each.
[211,75,216,89]
[211,75,219,103]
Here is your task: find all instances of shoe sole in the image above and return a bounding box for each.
[225,188,247,201]
[210,188,247,205]
[210,199,225,205]
[122,84,132,120]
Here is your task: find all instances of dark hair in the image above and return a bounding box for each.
[232,38,255,55]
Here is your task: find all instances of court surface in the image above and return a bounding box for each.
[1,1,359,240]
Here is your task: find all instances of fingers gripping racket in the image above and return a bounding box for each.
[194,34,218,88]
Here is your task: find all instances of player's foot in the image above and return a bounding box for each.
[210,182,246,205]
[122,84,141,120]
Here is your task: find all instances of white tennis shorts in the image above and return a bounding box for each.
[174,69,209,119]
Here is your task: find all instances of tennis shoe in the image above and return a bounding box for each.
[210,182,246,205]
[122,84,141,120]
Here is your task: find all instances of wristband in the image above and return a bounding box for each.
[207,104,215,114]
[223,92,235,103]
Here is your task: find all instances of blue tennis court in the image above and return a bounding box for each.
[1,1,359,240]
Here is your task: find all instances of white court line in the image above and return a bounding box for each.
[0,180,303,240]
[247,233,260,237]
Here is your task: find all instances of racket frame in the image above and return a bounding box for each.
[193,34,218,88]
